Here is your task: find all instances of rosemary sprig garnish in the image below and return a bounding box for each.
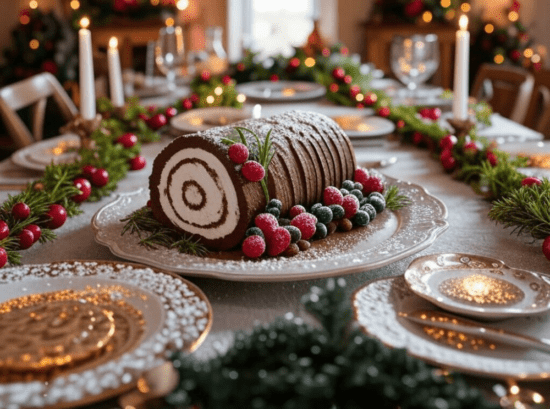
[384,185,412,211]
[222,126,275,202]
[120,206,209,256]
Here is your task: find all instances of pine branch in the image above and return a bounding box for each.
[120,206,209,256]
[488,179,550,240]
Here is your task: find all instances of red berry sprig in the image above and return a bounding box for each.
[92,168,109,187]
[129,156,147,171]
[116,133,138,148]
[12,203,30,220]
[72,178,92,203]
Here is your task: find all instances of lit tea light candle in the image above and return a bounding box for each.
[439,273,524,306]
[108,37,124,107]
[453,14,470,121]
[78,17,96,120]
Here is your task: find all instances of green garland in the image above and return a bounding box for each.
[0,99,161,266]
[231,44,371,108]
[164,278,499,409]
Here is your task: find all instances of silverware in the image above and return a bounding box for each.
[401,309,550,354]
[359,156,397,169]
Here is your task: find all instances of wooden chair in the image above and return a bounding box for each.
[0,72,78,148]
[524,70,550,139]
[471,63,535,124]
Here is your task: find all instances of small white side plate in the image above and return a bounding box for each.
[330,115,395,139]
[170,107,252,133]
[404,253,550,320]
[11,134,80,171]
[236,81,326,102]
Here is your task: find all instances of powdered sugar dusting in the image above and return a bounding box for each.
[93,175,448,281]
[0,261,212,408]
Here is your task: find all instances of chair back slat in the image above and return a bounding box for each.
[0,72,78,148]
[471,63,534,124]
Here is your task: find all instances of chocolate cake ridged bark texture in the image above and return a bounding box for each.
[148,111,356,250]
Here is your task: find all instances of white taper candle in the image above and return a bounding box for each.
[452,14,470,120]
[108,36,125,107]
[79,17,96,120]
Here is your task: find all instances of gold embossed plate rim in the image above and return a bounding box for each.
[91,175,449,282]
[404,253,550,319]
[353,275,550,380]
[0,260,212,409]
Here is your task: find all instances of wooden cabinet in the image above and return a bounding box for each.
[362,23,457,89]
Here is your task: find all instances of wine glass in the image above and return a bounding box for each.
[155,25,185,91]
[390,34,439,92]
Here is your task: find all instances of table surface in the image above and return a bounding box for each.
[2,98,550,406]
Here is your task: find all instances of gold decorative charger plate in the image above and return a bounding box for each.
[11,134,80,172]
[353,274,550,380]
[92,175,448,282]
[236,81,326,102]
[0,260,212,409]
[404,253,550,320]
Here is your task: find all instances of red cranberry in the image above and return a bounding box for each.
[165,106,178,119]
[147,113,167,130]
[0,248,7,268]
[19,229,34,249]
[91,168,109,187]
[332,67,345,81]
[129,156,147,170]
[200,71,211,82]
[72,178,92,202]
[12,202,30,220]
[138,113,149,121]
[0,221,9,240]
[182,98,193,110]
[26,224,41,242]
[116,133,138,148]
[46,204,67,229]
[81,165,97,179]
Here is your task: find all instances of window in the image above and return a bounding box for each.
[228,0,319,61]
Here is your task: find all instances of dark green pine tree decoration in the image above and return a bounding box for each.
[165,279,499,409]
[0,7,77,87]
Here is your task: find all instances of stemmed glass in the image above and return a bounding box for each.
[155,25,185,92]
[390,34,440,93]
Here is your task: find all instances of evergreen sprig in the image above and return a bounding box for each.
[384,185,412,211]
[165,279,499,409]
[488,179,550,240]
[120,206,209,256]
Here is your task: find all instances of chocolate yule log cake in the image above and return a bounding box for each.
[149,110,357,250]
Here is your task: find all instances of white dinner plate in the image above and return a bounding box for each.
[170,107,253,133]
[92,175,448,282]
[330,115,395,139]
[404,253,550,320]
[0,260,212,409]
[11,134,80,171]
[353,275,550,380]
[236,81,326,102]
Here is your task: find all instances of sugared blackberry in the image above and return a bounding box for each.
[368,195,386,213]
[350,189,364,201]
[342,180,355,191]
[267,207,280,219]
[278,218,291,226]
[283,225,302,243]
[267,198,283,211]
[353,210,370,227]
[314,222,328,239]
[340,188,350,197]
[353,182,363,191]
[360,203,377,220]
[313,206,333,224]
[245,227,265,239]
[310,203,323,213]
[328,204,345,220]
